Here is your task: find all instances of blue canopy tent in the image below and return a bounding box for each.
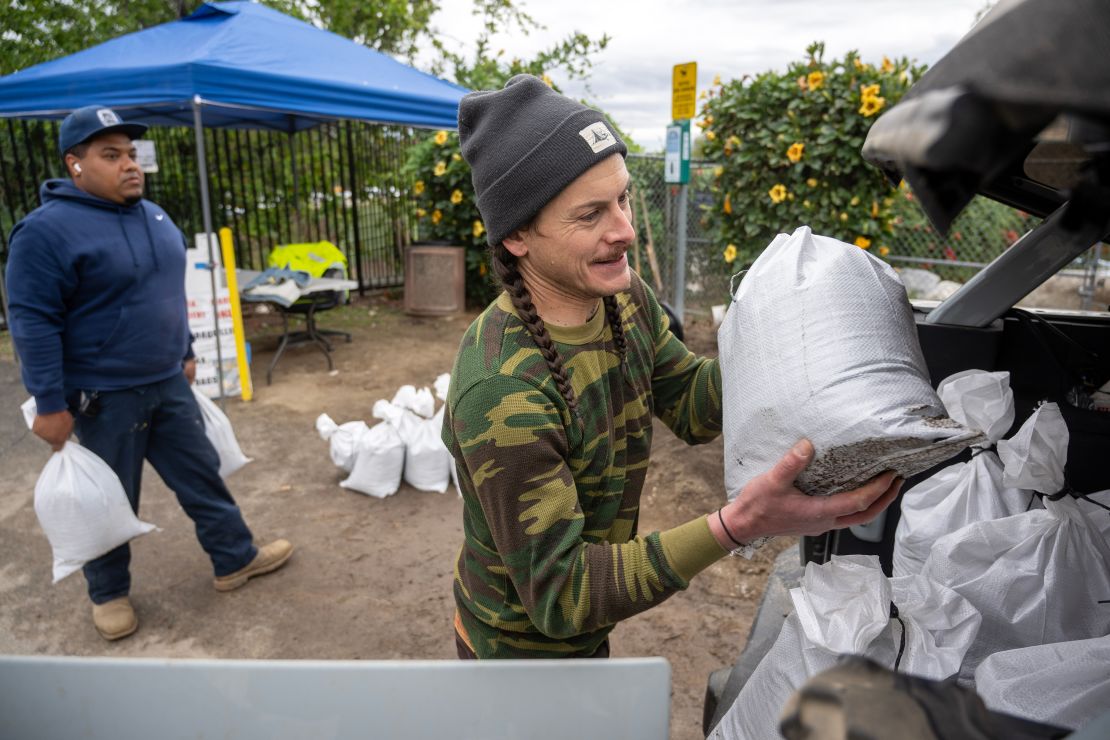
[0,0,467,394]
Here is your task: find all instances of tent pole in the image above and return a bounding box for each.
[193,97,227,406]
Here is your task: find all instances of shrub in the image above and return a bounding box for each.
[700,42,925,275]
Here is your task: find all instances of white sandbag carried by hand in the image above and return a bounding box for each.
[719,227,983,499]
[922,403,1110,686]
[34,441,157,583]
[340,420,405,499]
[974,635,1110,731]
[892,370,1033,577]
[316,413,371,473]
[192,387,251,478]
[710,555,980,740]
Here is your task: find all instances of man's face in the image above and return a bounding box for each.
[68,132,144,205]
[505,154,636,313]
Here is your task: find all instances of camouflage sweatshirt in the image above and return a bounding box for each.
[443,272,727,658]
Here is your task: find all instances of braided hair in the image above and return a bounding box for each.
[490,243,628,425]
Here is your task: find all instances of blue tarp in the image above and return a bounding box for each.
[0,1,467,131]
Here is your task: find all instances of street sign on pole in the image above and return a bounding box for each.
[664,120,691,184]
[671,62,697,121]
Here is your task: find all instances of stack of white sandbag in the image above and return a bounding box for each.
[892,370,1038,577]
[316,373,456,497]
[20,399,157,583]
[719,227,983,500]
[974,634,1110,731]
[921,403,1110,687]
[710,555,981,740]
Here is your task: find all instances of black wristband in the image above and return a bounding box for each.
[718,508,745,549]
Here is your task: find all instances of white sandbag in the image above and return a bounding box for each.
[975,635,1110,731]
[1078,489,1110,541]
[34,441,157,583]
[316,413,371,473]
[391,384,435,419]
[922,495,1110,686]
[710,555,980,740]
[719,227,982,499]
[398,406,452,493]
[434,373,451,402]
[892,370,1032,577]
[998,402,1068,493]
[192,387,251,478]
[340,420,405,499]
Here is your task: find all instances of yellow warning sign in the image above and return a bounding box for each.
[671,62,698,121]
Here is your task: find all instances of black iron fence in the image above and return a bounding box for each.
[1,118,420,296]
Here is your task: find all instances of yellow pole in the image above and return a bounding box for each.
[219,228,253,401]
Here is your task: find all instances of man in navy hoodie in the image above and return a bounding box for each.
[6,106,293,641]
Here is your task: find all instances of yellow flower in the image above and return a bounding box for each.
[786,142,805,163]
[698,90,708,100]
[705,130,716,141]
[472,220,485,238]
[881,56,894,74]
[478,262,488,276]
[769,184,788,204]
[541,73,554,87]
[452,153,462,162]
[861,83,881,100]
[431,209,442,224]
[806,177,818,188]
[450,189,463,204]
[853,58,865,71]
[434,130,448,146]
[713,166,724,178]
[413,180,425,195]
[415,208,426,218]
[723,244,738,263]
[728,134,742,147]
[697,115,713,129]
[803,200,812,209]
[723,193,732,215]
[854,236,872,249]
[840,212,849,222]
[850,196,861,206]
[878,246,891,257]
[807,70,825,90]
[713,74,722,87]
[871,200,880,218]
[434,161,447,177]
[859,95,885,117]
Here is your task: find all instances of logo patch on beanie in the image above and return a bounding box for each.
[579,122,617,154]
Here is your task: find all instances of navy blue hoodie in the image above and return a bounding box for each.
[7,179,192,415]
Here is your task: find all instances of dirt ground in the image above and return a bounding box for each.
[0,292,790,740]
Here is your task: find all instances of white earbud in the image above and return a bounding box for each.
[74,163,82,173]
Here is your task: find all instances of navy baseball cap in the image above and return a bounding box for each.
[58,105,148,155]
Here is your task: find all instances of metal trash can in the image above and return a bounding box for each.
[403,242,466,316]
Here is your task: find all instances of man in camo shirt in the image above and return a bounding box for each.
[443,75,903,659]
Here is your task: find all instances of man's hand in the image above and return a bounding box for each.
[183,358,197,384]
[32,410,74,452]
[711,439,903,549]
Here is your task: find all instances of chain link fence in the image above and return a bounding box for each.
[627,154,730,318]
[629,155,1108,316]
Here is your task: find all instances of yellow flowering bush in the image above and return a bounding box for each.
[701,42,922,271]
[402,127,497,304]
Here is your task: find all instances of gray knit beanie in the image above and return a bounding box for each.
[458,74,628,246]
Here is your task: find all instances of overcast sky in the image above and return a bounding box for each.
[417,0,990,150]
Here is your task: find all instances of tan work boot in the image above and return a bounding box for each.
[213,539,294,592]
[92,597,138,641]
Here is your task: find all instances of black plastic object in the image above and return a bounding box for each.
[660,301,685,342]
[779,656,1072,740]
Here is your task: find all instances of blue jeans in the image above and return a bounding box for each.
[71,373,257,604]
